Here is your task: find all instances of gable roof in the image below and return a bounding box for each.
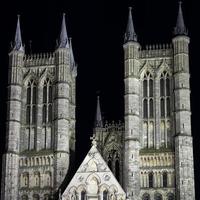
[62,144,126,199]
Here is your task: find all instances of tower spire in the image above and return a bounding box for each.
[13,15,24,51]
[124,7,137,43]
[58,13,69,48]
[95,96,103,127]
[174,1,188,36]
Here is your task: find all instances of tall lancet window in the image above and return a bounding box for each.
[159,71,171,148]
[42,78,53,149]
[103,190,108,200]
[26,79,37,150]
[142,71,155,148]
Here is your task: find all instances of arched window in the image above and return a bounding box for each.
[42,105,46,123]
[143,122,148,148]
[48,104,52,123]
[42,79,53,124]
[160,78,164,97]
[143,99,148,118]
[167,193,175,200]
[163,172,168,187]
[154,193,162,200]
[142,193,150,200]
[33,194,39,200]
[143,80,148,97]
[115,159,120,181]
[81,191,86,200]
[32,105,36,124]
[166,77,170,96]
[44,194,50,200]
[26,80,37,150]
[26,106,30,124]
[22,195,28,200]
[149,99,154,118]
[108,159,112,171]
[23,172,29,187]
[149,172,153,188]
[142,71,155,149]
[103,190,108,200]
[160,98,165,117]
[43,85,47,103]
[149,79,153,97]
[166,98,170,117]
[42,79,53,150]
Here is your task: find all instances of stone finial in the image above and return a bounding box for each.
[174,1,188,36]
[124,7,137,43]
[13,15,24,51]
[58,13,69,48]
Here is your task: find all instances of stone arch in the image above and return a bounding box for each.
[139,60,155,78]
[34,171,40,187]
[154,192,163,200]
[38,68,54,87]
[86,173,100,194]
[33,194,40,200]
[167,193,175,200]
[21,194,28,200]
[23,70,38,86]
[142,193,150,200]
[156,59,172,77]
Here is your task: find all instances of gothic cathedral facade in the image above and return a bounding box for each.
[1,2,195,200]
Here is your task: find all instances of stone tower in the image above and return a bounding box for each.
[123,7,141,199]
[172,2,195,199]
[1,14,77,200]
[93,3,195,200]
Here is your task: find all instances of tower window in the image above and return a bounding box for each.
[81,191,86,200]
[154,193,163,200]
[142,193,150,200]
[149,172,153,188]
[115,159,120,181]
[143,99,148,118]
[103,190,108,200]
[163,172,168,187]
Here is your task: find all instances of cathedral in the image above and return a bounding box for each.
[1,2,195,200]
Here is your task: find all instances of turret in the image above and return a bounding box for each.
[1,15,24,200]
[54,13,71,189]
[123,7,140,200]
[172,2,195,199]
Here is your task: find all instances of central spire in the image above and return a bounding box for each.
[59,13,69,48]
[174,1,187,36]
[13,15,24,51]
[124,7,137,43]
[95,96,103,128]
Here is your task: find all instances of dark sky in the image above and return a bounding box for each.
[0,0,199,197]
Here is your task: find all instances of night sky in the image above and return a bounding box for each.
[0,0,199,197]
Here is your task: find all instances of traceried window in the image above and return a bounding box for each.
[42,78,53,149]
[160,72,171,118]
[25,79,37,150]
[107,150,121,181]
[159,71,172,148]
[142,71,155,148]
